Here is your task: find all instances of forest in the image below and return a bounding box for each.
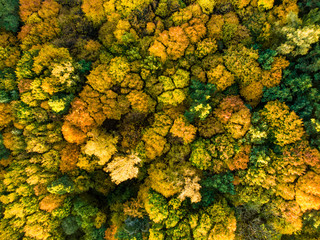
[0,0,320,239]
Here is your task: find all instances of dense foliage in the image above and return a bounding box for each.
[1,0,320,239]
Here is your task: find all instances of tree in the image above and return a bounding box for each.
[31,44,80,95]
[18,0,42,23]
[258,0,274,10]
[192,199,237,240]
[0,0,20,32]
[0,31,20,69]
[261,56,290,88]
[86,64,114,93]
[195,37,217,58]
[275,12,320,56]
[259,100,305,146]
[170,115,197,144]
[182,18,207,45]
[61,215,80,235]
[18,0,61,50]
[223,45,259,82]
[81,0,106,25]
[62,121,88,145]
[64,96,97,133]
[107,57,130,83]
[201,172,236,196]
[207,64,235,91]
[197,0,216,15]
[214,95,251,139]
[144,190,169,223]
[115,216,149,240]
[47,175,75,195]
[83,129,118,166]
[0,103,13,129]
[178,174,202,203]
[235,205,281,240]
[266,198,303,235]
[22,122,63,154]
[147,162,184,198]
[224,45,263,105]
[296,171,320,212]
[140,113,172,160]
[59,144,80,173]
[190,138,212,170]
[185,79,216,122]
[39,194,66,212]
[104,153,142,185]
[48,94,74,114]
[141,129,167,160]
[72,197,100,233]
[207,14,224,40]
[196,115,224,138]
[158,89,187,107]
[222,12,252,47]
[149,26,190,62]
[126,90,155,114]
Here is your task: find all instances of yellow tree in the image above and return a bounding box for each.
[104,153,142,184]
[260,100,305,146]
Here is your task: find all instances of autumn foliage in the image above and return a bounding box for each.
[1,0,320,239]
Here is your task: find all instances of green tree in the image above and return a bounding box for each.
[47,175,75,195]
[0,0,20,32]
[185,79,216,122]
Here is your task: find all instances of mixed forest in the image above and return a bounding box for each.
[1,0,320,239]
